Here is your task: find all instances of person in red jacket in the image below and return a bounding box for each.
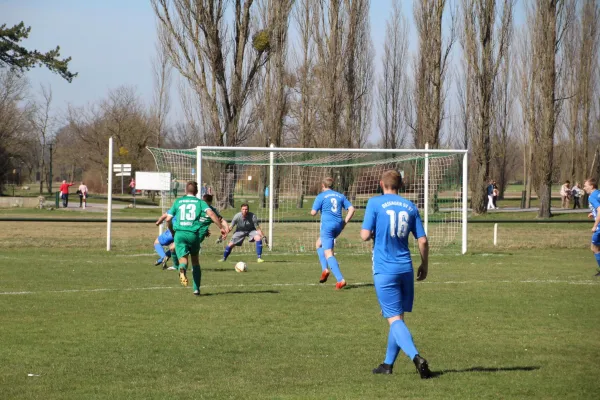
[59,180,74,208]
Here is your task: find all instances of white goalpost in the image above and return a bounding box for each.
[145,145,469,255]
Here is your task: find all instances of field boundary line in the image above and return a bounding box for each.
[0,278,597,295]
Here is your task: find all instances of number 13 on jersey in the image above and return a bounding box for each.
[386,210,409,238]
[178,204,197,220]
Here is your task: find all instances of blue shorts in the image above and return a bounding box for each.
[158,230,174,246]
[320,224,343,250]
[592,230,600,246]
[373,272,414,318]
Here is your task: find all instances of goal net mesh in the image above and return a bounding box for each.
[147,147,464,255]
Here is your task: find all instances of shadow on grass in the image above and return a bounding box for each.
[200,289,280,296]
[432,365,540,377]
[344,282,374,290]
[203,268,234,272]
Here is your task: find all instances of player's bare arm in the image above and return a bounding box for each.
[360,228,372,241]
[310,209,318,216]
[155,213,169,226]
[207,209,228,237]
[416,236,429,281]
[344,206,356,227]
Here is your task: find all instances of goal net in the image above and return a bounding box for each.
[146,146,468,255]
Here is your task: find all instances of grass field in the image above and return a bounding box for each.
[0,221,599,399]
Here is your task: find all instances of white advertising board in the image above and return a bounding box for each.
[135,172,171,191]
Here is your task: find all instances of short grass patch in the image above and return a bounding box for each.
[0,222,599,399]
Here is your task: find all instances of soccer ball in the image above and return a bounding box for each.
[235,261,248,273]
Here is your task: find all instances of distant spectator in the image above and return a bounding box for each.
[492,181,499,209]
[59,180,74,208]
[572,181,582,209]
[560,180,571,209]
[77,181,88,208]
[129,178,136,196]
[487,180,495,210]
[201,182,208,196]
[172,178,179,198]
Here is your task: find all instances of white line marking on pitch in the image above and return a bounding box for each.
[0,279,597,295]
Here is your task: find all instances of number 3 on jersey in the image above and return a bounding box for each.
[386,210,409,238]
[330,198,338,213]
[178,204,197,221]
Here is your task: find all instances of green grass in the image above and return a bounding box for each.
[0,222,599,399]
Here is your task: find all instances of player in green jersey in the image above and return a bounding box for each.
[165,181,228,295]
[198,194,228,245]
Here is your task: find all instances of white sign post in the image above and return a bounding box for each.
[113,164,132,194]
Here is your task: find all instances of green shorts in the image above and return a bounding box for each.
[174,231,200,258]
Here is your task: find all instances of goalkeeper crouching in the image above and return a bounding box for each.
[218,203,266,263]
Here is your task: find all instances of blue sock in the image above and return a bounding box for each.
[316,248,328,271]
[165,249,171,258]
[595,253,600,268]
[391,320,418,360]
[223,246,232,260]
[192,265,201,292]
[384,329,401,366]
[154,244,166,259]
[256,240,263,258]
[326,256,343,282]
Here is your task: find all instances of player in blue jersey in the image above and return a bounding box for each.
[311,177,355,289]
[153,215,177,269]
[583,178,600,277]
[360,170,433,379]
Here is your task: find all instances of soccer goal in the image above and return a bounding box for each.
[146,146,468,255]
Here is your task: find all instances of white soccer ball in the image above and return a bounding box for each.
[235,261,248,273]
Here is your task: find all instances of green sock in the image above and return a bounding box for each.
[192,265,201,292]
[173,250,180,269]
[180,263,187,272]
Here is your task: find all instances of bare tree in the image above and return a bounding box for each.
[152,0,272,208]
[253,0,294,208]
[578,0,599,181]
[412,0,456,149]
[377,1,409,149]
[151,28,172,148]
[462,0,513,214]
[312,0,344,148]
[290,0,318,207]
[0,70,30,194]
[29,84,56,194]
[152,0,270,147]
[535,0,574,218]
[562,8,581,183]
[66,86,155,192]
[493,37,515,199]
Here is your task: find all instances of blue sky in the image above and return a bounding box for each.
[2,0,525,131]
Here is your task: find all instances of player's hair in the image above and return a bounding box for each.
[565,180,570,184]
[586,178,598,189]
[202,194,213,203]
[322,177,334,188]
[186,181,198,195]
[241,203,249,209]
[381,170,403,190]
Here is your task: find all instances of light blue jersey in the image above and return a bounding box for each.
[589,189,600,218]
[362,194,426,275]
[311,189,352,228]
